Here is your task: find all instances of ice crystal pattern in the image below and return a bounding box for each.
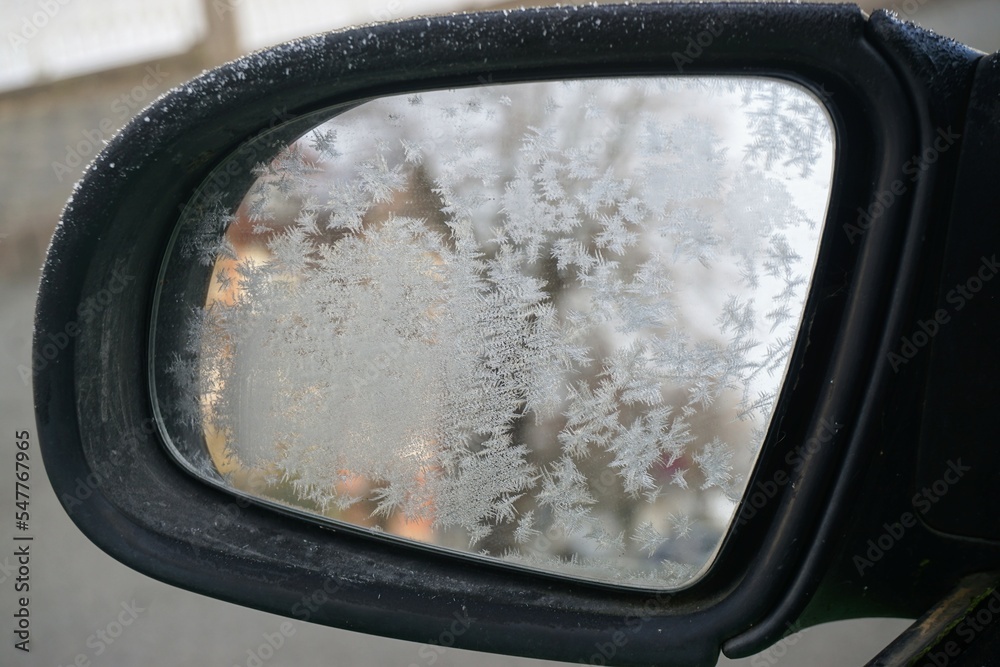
[157,77,834,588]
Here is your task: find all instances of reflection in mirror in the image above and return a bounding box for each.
[152,77,834,589]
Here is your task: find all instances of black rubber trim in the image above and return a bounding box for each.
[725,10,985,656]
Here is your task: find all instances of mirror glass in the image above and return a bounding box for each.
[152,77,834,589]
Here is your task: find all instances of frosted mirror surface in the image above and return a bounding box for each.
[153,78,835,589]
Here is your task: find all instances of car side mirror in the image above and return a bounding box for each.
[33,3,1000,665]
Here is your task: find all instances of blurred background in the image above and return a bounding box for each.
[0,0,995,665]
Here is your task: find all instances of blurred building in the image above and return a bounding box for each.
[0,0,994,277]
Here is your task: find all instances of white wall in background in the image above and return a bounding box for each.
[0,0,206,91]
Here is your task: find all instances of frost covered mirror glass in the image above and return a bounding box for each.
[152,77,834,589]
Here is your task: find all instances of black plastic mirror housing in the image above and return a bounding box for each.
[33,3,1000,665]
